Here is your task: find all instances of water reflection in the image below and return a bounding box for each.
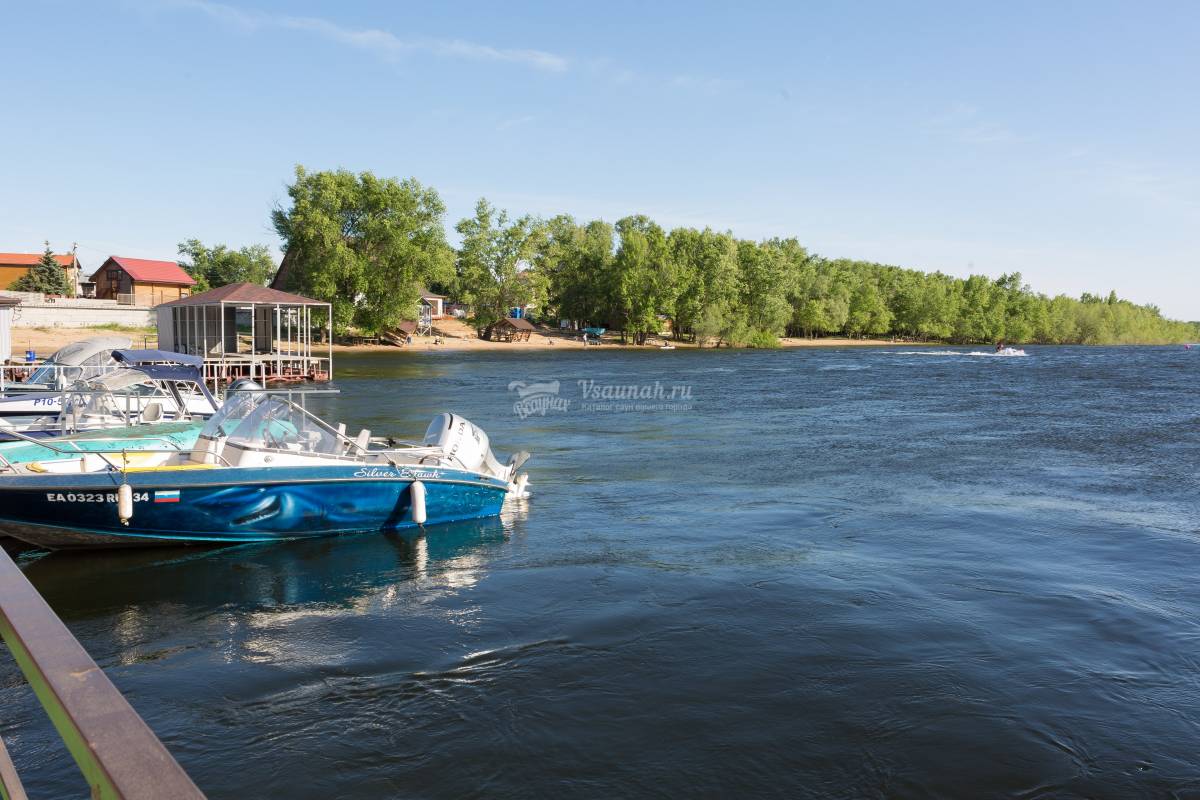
[27,518,520,613]
[20,504,528,669]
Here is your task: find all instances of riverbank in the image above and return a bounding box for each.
[8,325,911,357]
[330,332,907,353]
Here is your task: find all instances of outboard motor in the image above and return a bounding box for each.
[227,378,263,395]
[423,412,511,481]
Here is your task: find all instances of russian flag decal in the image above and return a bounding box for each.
[154,490,181,503]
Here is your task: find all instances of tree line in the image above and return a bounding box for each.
[181,167,1199,346]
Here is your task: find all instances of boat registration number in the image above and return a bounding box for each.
[46,492,150,503]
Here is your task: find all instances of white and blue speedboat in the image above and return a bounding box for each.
[0,391,530,549]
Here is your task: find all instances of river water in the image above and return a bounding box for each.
[2,346,1198,798]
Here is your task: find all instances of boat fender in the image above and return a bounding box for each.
[118,482,133,525]
[410,480,427,526]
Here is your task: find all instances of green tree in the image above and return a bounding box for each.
[454,199,544,327]
[846,280,892,337]
[12,243,71,295]
[271,166,454,333]
[611,216,672,343]
[177,240,276,291]
[534,216,616,325]
[668,227,740,339]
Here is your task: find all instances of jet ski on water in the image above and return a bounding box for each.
[993,342,1027,357]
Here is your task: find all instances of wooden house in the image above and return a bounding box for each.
[0,252,82,293]
[91,256,196,306]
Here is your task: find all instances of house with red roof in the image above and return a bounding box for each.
[0,252,83,293]
[90,256,196,306]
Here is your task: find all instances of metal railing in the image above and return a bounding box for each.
[0,548,206,799]
[116,293,136,306]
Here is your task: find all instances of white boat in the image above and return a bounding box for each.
[0,350,219,439]
[997,347,1027,356]
[1,335,132,394]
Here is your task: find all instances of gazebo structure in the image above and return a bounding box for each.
[155,283,332,384]
[482,317,535,342]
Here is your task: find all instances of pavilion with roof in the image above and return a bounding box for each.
[155,283,332,383]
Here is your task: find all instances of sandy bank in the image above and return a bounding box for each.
[7,325,920,359]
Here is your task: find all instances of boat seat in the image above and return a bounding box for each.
[124,463,217,472]
[350,428,370,455]
[141,402,163,423]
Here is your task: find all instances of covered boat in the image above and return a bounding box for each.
[0,335,132,394]
[0,349,218,437]
[0,391,530,549]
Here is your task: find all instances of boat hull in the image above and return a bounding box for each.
[0,465,509,549]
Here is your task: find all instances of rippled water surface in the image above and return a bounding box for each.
[3,346,1199,798]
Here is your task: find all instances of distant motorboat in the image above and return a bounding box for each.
[0,392,531,549]
[996,347,1027,357]
[659,344,676,350]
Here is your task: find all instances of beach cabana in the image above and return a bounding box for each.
[156,283,332,383]
[483,317,535,342]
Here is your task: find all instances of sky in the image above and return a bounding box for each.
[2,0,1198,319]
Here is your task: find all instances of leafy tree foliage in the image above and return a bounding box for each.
[176,240,276,291]
[454,199,545,328]
[263,167,1198,344]
[528,216,1197,345]
[271,166,453,333]
[12,243,71,295]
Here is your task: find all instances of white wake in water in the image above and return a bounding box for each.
[892,350,1029,358]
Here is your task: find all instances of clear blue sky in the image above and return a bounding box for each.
[3,0,1197,319]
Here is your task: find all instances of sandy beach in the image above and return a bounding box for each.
[7,321,907,360]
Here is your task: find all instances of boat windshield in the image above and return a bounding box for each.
[25,350,116,387]
[87,369,151,392]
[204,394,343,455]
[24,361,59,385]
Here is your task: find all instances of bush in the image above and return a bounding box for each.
[748,329,781,348]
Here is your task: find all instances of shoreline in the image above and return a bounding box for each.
[10,326,1190,359]
[6,326,927,357]
[329,333,920,353]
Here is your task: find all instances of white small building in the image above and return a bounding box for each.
[0,295,19,363]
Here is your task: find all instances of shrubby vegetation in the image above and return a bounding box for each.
[216,167,1200,345]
